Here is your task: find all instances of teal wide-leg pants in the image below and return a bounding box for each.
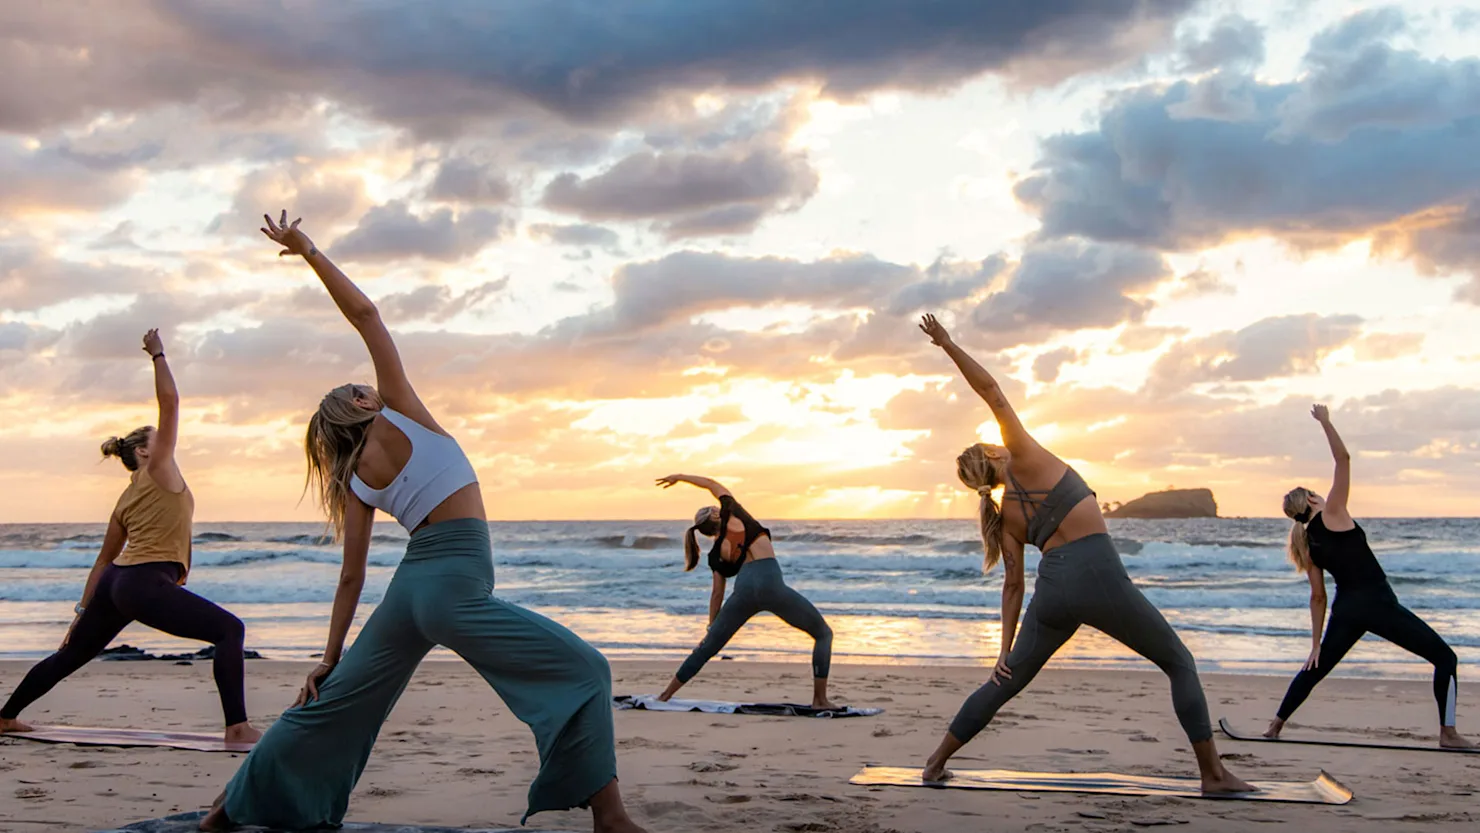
[222,518,616,827]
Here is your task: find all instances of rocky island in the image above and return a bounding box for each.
[1104,488,1218,519]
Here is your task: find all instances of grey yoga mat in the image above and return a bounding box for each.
[94,811,576,833]
[1220,717,1480,754]
[849,765,1354,805]
[6,725,254,753]
[613,694,882,717]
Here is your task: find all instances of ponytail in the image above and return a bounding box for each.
[1282,487,1313,571]
[683,525,702,571]
[101,426,152,472]
[957,444,1005,572]
[682,506,721,572]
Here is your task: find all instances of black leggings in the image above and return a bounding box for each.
[1277,582,1458,726]
[1,561,248,726]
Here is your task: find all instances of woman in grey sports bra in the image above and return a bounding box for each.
[201,212,647,833]
[915,314,1251,794]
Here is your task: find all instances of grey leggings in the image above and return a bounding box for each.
[949,533,1212,744]
[676,558,833,682]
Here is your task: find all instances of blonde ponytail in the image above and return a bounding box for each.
[1282,487,1313,571]
[957,444,1006,571]
[683,506,721,571]
[304,384,383,541]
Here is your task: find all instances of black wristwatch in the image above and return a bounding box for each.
[151,352,165,360]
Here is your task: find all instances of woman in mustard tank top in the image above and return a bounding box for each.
[0,330,261,745]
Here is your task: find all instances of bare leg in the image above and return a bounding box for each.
[587,777,648,833]
[223,721,262,744]
[1194,738,1254,793]
[1440,726,1475,749]
[921,732,964,783]
[0,717,34,733]
[656,675,684,702]
[812,677,836,710]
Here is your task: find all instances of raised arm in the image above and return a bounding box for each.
[141,330,187,491]
[261,211,440,433]
[655,474,733,499]
[297,496,373,706]
[1312,404,1351,523]
[919,314,1040,456]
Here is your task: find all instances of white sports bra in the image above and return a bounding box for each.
[349,408,479,532]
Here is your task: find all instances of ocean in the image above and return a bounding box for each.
[2,518,1477,681]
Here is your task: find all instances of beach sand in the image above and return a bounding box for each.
[1,660,1476,832]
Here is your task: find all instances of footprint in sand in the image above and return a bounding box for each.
[688,760,740,773]
[15,787,49,800]
[706,794,751,804]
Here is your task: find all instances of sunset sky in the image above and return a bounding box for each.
[3,1,1480,523]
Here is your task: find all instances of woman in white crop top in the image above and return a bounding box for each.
[202,212,646,833]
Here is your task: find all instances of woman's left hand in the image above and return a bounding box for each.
[655,474,684,488]
[989,655,1013,685]
[261,210,316,257]
[918,313,953,347]
[293,662,335,707]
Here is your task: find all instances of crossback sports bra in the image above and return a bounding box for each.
[349,408,479,533]
[1004,466,1096,552]
[708,495,771,578]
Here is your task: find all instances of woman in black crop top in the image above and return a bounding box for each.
[652,474,836,709]
[1267,405,1472,748]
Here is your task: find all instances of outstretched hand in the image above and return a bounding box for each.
[655,474,685,489]
[1311,404,1330,424]
[919,313,952,347]
[142,328,164,358]
[261,210,316,258]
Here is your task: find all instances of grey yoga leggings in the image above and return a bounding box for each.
[948,533,1212,744]
[676,558,832,682]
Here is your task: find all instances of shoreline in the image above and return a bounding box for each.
[2,660,1475,832]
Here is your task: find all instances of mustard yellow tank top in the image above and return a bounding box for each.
[111,468,194,580]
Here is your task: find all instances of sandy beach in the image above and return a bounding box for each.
[1,660,1476,832]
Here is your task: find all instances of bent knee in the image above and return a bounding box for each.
[218,614,246,645]
[1438,646,1458,673]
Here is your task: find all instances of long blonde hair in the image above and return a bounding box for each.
[1283,487,1314,571]
[304,384,383,540]
[101,426,152,472]
[683,506,721,571]
[957,443,1007,571]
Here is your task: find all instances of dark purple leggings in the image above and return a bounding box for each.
[1,561,248,726]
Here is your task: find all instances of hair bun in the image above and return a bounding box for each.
[100,437,122,458]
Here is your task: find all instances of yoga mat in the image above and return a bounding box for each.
[1220,717,1480,754]
[95,812,576,832]
[6,726,254,753]
[848,765,1354,805]
[613,694,882,718]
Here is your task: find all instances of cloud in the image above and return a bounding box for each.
[1170,267,1235,299]
[1145,313,1365,394]
[0,138,139,213]
[377,279,510,323]
[0,242,155,312]
[1352,331,1424,361]
[529,223,621,250]
[969,240,1170,347]
[427,158,514,205]
[212,164,370,238]
[885,255,1005,316]
[1014,9,1480,292]
[542,146,818,238]
[331,201,511,263]
[1033,347,1080,383]
[1174,15,1265,73]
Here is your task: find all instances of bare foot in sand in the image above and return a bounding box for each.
[920,762,953,784]
[223,722,262,745]
[1440,728,1476,749]
[1202,769,1256,793]
[1262,718,1284,739]
[0,717,34,733]
[812,698,839,710]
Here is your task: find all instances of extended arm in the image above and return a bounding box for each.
[656,474,733,499]
[994,536,1027,681]
[1304,563,1328,667]
[1313,405,1351,523]
[262,212,439,431]
[709,572,727,625]
[919,315,1039,455]
[322,498,373,666]
[79,516,127,610]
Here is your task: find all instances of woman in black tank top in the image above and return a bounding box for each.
[1267,405,1472,749]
